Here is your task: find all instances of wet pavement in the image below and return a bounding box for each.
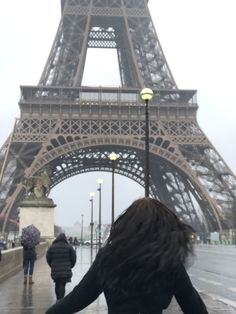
[0,246,235,313]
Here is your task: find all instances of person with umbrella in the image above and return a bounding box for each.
[21,224,40,285]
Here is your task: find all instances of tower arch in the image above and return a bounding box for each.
[0,0,235,233]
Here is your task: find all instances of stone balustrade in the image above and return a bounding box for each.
[0,242,48,282]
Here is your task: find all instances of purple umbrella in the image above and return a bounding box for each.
[21,224,40,248]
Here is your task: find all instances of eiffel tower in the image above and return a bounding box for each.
[0,0,235,235]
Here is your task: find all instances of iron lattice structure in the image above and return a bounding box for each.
[0,0,235,234]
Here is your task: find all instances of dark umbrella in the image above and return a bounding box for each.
[21,224,40,248]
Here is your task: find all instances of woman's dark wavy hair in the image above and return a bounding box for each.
[98,197,195,291]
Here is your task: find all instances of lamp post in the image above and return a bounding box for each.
[97,178,103,248]
[109,152,119,224]
[89,192,95,249]
[233,199,236,247]
[140,88,154,197]
[80,214,84,245]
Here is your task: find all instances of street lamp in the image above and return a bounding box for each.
[80,214,84,245]
[233,199,236,247]
[109,152,119,224]
[89,192,95,249]
[140,87,154,197]
[97,178,103,248]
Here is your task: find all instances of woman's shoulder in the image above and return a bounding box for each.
[92,247,112,270]
[96,246,108,259]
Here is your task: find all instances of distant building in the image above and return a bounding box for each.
[59,222,110,242]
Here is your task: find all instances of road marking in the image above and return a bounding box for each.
[206,293,236,309]
[228,288,236,293]
[198,277,223,286]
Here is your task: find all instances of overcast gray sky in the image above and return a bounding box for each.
[0,0,235,227]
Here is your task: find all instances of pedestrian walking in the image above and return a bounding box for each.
[46,197,208,314]
[22,242,37,285]
[68,236,73,245]
[46,233,77,301]
[21,224,40,285]
[73,237,79,248]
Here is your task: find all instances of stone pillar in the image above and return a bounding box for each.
[19,197,56,242]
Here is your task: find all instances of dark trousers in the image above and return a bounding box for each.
[55,279,67,300]
[23,259,35,276]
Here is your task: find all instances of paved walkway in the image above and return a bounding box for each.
[0,247,235,313]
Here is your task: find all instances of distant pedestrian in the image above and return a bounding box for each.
[46,198,208,314]
[73,237,79,247]
[22,242,37,285]
[21,224,40,285]
[68,236,73,245]
[46,233,76,301]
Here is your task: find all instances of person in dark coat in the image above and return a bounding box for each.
[46,233,77,300]
[73,237,79,247]
[45,198,208,314]
[22,243,37,285]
